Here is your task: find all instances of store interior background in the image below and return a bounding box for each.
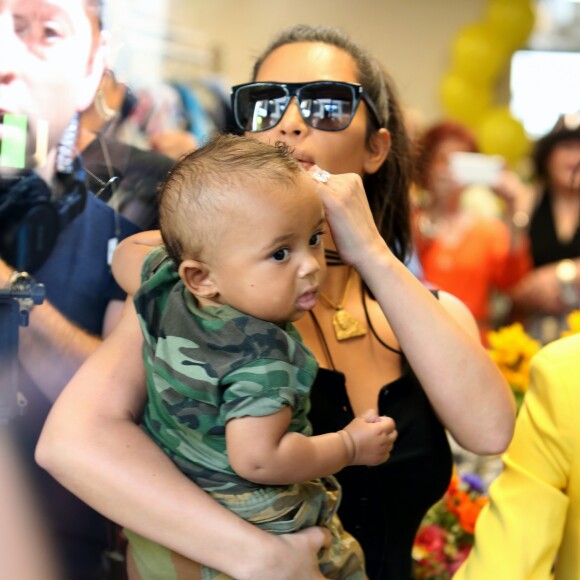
[103,0,580,138]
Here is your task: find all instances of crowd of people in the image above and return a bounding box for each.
[1,1,579,579]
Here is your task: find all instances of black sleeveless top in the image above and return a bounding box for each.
[529,189,580,268]
[307,300,453,579]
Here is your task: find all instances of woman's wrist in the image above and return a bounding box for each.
[234,533,283,580]
[234,531,321,580]
[511,210,529,228]
[506,209,530,252]
[555,259,579,308]
[351,238,394,281]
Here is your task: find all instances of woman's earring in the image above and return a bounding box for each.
[94,71,118,123]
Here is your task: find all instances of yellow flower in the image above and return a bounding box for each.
[562,310,580,337]
[487,323,540,394]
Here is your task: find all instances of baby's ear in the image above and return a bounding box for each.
[179,259,218,298]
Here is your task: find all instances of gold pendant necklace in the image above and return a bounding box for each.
[318,267,366,341]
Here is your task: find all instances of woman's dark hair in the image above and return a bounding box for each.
[532,114,580,182]
[414,120,479,189]
[252,24,412,264]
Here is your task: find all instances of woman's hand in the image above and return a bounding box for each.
[510,263,568,315]
[309,166,389,268]
[492,169,535,218]
[244,527,331,580]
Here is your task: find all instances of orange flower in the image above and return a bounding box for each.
[446,473,461,495]
[455,496,488,534]
[446,489,470,517]
[413,472,488,578]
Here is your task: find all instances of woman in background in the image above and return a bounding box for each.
[413,120,532,344]
[509,114,580,343]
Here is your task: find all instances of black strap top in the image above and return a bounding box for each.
[530,190,580,267]
[307,291,453,579]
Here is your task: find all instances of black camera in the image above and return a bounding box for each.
[0,167,87,273]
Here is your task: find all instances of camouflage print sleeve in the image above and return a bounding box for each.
[220,356,315,431]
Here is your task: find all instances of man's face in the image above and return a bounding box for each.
[547,139,580,193]
[0,0,102,173]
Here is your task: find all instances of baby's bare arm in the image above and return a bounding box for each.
[111,230,163,295]
[226,407,397,485]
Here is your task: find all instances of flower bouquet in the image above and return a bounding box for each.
[486,322,540,411]
[412,473,488,579]
[487,310,580,411]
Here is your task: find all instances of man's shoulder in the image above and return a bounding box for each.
[83,137,174,187]
[83,191,140,234]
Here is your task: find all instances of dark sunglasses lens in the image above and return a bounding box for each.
[236,85,289,132]
[299,84,356,130]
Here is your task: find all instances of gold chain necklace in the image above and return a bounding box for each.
[318,267,366,341]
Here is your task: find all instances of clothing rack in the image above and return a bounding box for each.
[142,23,222,82]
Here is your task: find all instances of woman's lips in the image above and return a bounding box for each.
[290,148,315,169]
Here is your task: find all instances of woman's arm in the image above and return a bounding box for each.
[492,169,535,254]
[227,407,396,484]
[36,300,330,580]
[310,169,516,454]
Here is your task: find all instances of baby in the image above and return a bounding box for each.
[114,134,395,579]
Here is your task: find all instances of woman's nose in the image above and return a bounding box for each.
[276,97,308,136]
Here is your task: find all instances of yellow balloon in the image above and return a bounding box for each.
[439,72,492,127]
[485,0,535,51]
[477,107,530,165]
[452,24,508,84]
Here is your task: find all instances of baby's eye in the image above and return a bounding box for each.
[309,232,323,247]
[272,248,290,262]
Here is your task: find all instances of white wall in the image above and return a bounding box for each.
[161,0,492,124]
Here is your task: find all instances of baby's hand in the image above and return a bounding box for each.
[341,411,397,466]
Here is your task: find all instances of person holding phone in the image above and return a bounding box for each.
[413,120,533,343]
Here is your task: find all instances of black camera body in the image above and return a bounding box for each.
[0,164,87,273]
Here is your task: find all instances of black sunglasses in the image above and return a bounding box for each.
[231,81,382,133]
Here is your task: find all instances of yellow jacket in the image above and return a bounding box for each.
[454,334,580,580]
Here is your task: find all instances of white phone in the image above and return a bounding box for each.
[448,152,504,187]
